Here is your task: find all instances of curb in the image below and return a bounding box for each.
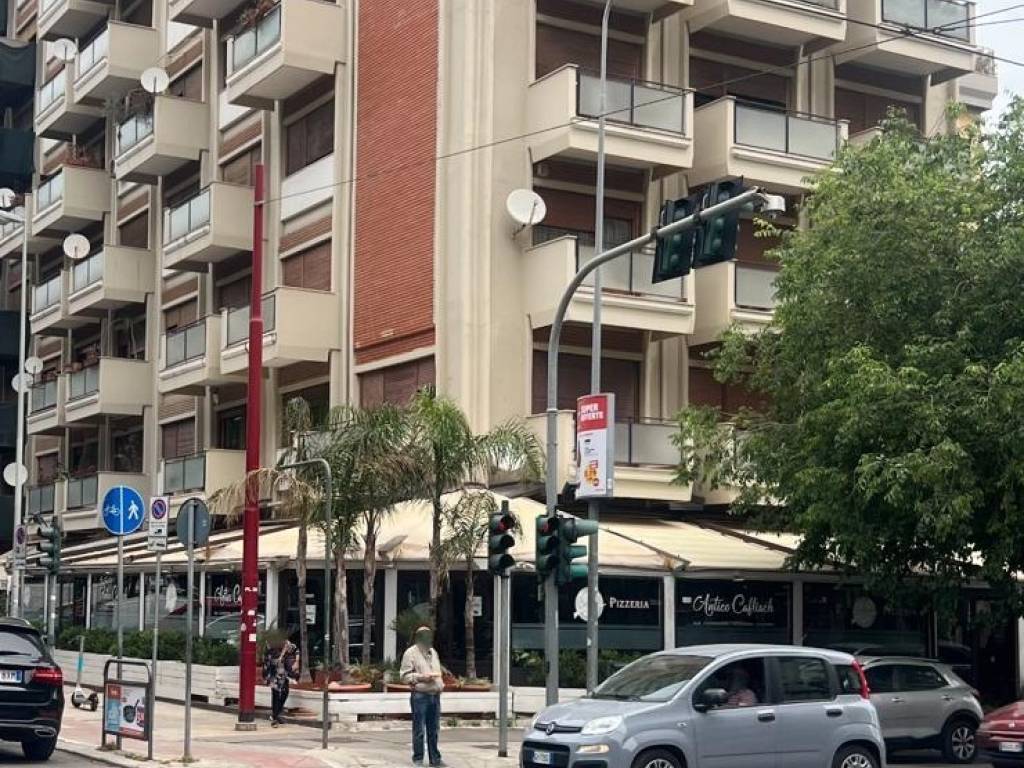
[57,739,228,768]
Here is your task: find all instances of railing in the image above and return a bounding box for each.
[35,171,65,212]
[577,70,687,135]
[37,70,67,113]
[225,293,277,346]
[577,244,684,300]
[229,3,282,74]
[735,263,778,311]
[733,100,841,161]
[32,275,61,314]
[163,454,206,495]
[0,220,22,241]
[67,365,100,400]
[116,111,155,156]
[613,418,678,467]
[30,380,58,413]
[798,0,839,7]
[882,0,971,41]
[27,484,56,516]
[66,473,99,509]
[164,319,207,368]
[163,189,211,244]
[71,251,104,293]
[77,28,110,79]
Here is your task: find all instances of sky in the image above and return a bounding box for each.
[975,0,1023,117]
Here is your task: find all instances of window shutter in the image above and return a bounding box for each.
[119,213,149,248]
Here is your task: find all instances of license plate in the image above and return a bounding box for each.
[0,670,23,684]
[1000,742,1024,753]
[532,750,553,765]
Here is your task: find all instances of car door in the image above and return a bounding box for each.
[866,663,910,740]
[691,656,777,768]
[771,655,836,768]
[894,663,952,741]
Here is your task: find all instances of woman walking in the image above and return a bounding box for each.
[262,637,299,727]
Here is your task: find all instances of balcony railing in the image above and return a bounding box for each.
[613,418,678,466]
[33,275,61,313]
[37,70,66,114]
[735,263,778,311]
[27,484,56,516]
[30,380,58,413]
[578,71,687,134]
[77,29,110,80]
[163,189,210,244]
[67,365,100,401]
[71,251,104,293]
[165,319,207,368]
[734,101,841,161]
[163,453,206,494]
[229,3,282,74]
[116,111,154,156]
[882,0,971,41]
[577,243,683,300]
[225,294,276,346]
[35,171,65,211]
[66,474,99,509]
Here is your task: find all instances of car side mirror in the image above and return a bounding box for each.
[694,687,729,713]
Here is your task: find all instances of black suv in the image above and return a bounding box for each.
[0,618,64,761]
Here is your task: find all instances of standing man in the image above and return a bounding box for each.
[400,626,445,766]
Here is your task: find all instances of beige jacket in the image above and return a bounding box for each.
[399,644,444,694]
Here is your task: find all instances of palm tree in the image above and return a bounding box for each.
[407,387,544,627]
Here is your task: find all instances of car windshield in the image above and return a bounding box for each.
[0,630,45,659]
[591,654,712,703]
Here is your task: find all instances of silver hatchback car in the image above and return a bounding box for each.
[522,644,885,768]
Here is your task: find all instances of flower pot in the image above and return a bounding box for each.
[459,682,491,692]
[328,682,371,693]
[385,682,411,693]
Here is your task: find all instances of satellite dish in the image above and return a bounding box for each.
[3,462,27,487]
[140,67,169,95]
[0,188,15,208]
[24,356,43,375]
[52,38,77,63]
[506,189,547,227]
[62,233,90,260]
[11,373,33,393]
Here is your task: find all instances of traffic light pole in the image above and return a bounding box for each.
[543,187,768,705]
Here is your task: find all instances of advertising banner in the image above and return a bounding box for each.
[103,682,149,740]
[576,393,615,499]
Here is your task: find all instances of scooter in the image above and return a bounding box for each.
[69,635,99,712]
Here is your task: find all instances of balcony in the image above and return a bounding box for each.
[37,0,113,41]
[26,378,66,435]
[691,261,778,346]
[27,481,65,520]
[66,246,153,318]
[223,0,347,110]
[35,69,103,139]
[681,0,846,48]
[158,316,242,394]
[527,66,694,176]
[63,472,149,532]
[529,412,691,503]
[162,183,254,271]
[689,97,846,193]
[30,166,111,237]
[958,51,998,112]
[73,22,161,106]
[63,358,153,423]
[161,450,246,499]
[0,219,59,260]
[522,236,695,337]
[220,288,341,374]
[113,96,210,184]
[30,273,90,334]
[613,0,693,16]
[169,0,246,27]
[838,0,977,81]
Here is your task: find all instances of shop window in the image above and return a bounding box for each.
[777,656,831,702]
[697,658,767,708]
[119,212,149,248]
[203,571,267,641]
[168,64,203,101]
[162,418,195,459]
[142,572,199,636]
[676,579,790,647]
[282,241,330,291]
[864,664,896,694]
[222,145,260,187]
[285,100,334,176]
[802,584,928,658]
[90,573,142,631]
[359,357,435,408]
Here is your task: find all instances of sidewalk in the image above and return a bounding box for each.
[58,687,521,768]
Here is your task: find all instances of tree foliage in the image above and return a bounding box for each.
[675,103,1024,614]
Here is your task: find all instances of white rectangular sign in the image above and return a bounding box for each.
[576,393,615,499]
[147,497,169,552]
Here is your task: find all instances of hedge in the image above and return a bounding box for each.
[57,626,239,666]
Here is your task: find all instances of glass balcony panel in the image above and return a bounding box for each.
[735,104,787,153]
[164,459,183,494]
[579,73,686,134]
[191,190,211,230]
[633,84,684,133]
[67,478,82,509]
[263,294,276,333]
[77,29,110,77]
[632,251,682,299]
[38,71,66,112]
[928,0,970,39]
[735,265,778,310]
[166,330,185,367]
[185,322,206,360]
[630,421,678,465]
[788,115,839,159]
[883,0,928,28]
[230,4,282,73]
[226,304,249,346]
[183,454,205,490]
[579,244,631,292]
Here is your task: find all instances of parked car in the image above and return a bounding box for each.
[0,618,64,761]
[977,700,1024,767]
[859,656,982,764]
[521,644,884,768]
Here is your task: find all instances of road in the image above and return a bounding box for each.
[0,741,106,765]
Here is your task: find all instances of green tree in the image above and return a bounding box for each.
[674,103,1024,615]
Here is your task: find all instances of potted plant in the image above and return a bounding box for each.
[325,664,372,693]
[238,0,277,31]
[459,677,492,693]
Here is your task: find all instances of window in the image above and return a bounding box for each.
[834,665,861,696]
[216,277,251,311]
[161,418,195,459]
[360,357,435,408]
[36,454,58,483]
[164,300,198,332]
[697,658,767,709]
[285,100,334,176]
[112,429,144,473]
[168,64,202,101]
[777,656,832,702]
[594,654,711,703]
[119,212,149,248]
[282,241,330,291]
[222,146,260,187]
[897,664,948,692]
[217,407,245,450]
[113,315,146,360]
[864,664,896,693]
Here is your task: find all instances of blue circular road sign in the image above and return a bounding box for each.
[102,485,146,536]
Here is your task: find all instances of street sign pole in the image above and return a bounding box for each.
[147,495,167,750]
[184,499,194,763]
[497,573,511,758]
[116,532,123,751]
[149,548,160,763]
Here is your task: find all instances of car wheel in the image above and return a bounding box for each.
[942,718,977,764]
[631,748,683,768]
[832,744,880,768]
[21,736,57,761]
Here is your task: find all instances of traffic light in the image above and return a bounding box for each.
[535,515,560,582]
[488,501,516,576]
[34,520,61,576]
[694,179,748,268]
[652,194,700,283]
[556,514,599,586]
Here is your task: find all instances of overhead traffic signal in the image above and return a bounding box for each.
[555,514,599,586]
[652,193,700,283]
[535,515,560,582]
[488,501,516,576]
[694,179,747,268]
[34,519,61,576]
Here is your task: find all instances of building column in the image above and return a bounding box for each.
[663,575,676,650]
[383,568,398,661]
[792,579,804,645]
[265,566,279,631]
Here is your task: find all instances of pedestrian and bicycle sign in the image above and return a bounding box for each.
[147,497,169,552]
[102,486,145,537]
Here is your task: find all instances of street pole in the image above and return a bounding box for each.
[149,549,161,760]
[10,220,27,618]
[116,533,124,750]
[543,188,768,705]
[184,502,195,762]
[497,573,511,757]
[586,0,612,697]
[237,164,265,729]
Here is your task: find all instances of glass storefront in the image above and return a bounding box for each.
[676,579,791,646]
[202,571,267,645]
[56,576,87,635]
[90,573,142,631]
[141,572,199,636]
[802,583,928,656]
[21,577,46,627]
